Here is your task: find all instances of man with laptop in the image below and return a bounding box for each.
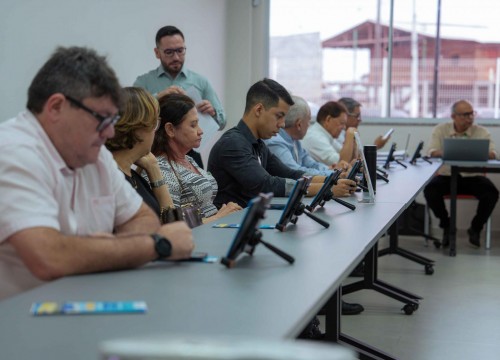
[423,100,498,248]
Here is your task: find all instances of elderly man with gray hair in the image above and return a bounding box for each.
[265,95,335,176]
[264,95,357,197]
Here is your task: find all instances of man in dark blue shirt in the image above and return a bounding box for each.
[209,79,364,320]
[208,79,305,208]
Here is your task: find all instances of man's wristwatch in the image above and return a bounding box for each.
[151,233,172,259]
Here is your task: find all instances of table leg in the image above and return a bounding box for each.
[378,222,435,274]
[325,288,397,360]
[449,167,458,256]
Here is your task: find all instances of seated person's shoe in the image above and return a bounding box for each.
[297,316,324,340]
[468,228,480,248]
[441,228,450,248]
[342,301,364,315]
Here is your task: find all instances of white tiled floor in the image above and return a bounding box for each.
[320,231,500,360]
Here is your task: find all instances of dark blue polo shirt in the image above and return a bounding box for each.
[208,120,304,208]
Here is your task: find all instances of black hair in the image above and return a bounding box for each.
[244,78,294,114]
[152,93,195,157]
[155,26,184,46]
[317,101,347,124]
[27,46,122,114]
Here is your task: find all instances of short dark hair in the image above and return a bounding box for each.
[244,78,294,114]
[317,101,347,124]
[155,26,184,46]
[152,93,195,157]
[338,97,361,113]
[106,87,159,152]
[27,46,122,114]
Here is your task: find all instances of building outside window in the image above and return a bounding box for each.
[270,0,500,119]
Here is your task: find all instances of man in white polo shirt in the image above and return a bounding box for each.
[0,46,194,300]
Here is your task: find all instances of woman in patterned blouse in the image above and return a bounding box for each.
[151,93,241,222]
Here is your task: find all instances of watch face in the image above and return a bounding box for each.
[154,235,172,258]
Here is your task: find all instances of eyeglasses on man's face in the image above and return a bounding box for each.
[455,111,477,118]
[65,95,120,132]
[347,112,361,120]
[159,47,187,57]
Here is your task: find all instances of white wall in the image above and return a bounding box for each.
[0,0,269,163]
[0,0,228,121]
[2,0,496,235]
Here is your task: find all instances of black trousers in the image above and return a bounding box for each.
[423,175,499,232]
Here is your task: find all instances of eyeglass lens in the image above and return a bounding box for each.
[458,111,476,117]
[162,47,186,57]
[65,95,119,132]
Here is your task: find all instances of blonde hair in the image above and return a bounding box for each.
[106,87,159,151]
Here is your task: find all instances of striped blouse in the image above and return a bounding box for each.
[153,155,218,218]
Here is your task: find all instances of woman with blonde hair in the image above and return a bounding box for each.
[106,87,174,219]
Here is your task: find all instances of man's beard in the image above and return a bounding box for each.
[161,60,183,76]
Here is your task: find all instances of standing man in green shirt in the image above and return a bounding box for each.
[134,25,226,131]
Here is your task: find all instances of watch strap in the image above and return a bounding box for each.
[150,233,172,259]
[150,178,167,188]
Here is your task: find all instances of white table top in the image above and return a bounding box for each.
[0,160,439,359]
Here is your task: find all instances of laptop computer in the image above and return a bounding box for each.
[442,138,489,161]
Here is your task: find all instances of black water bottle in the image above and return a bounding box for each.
[362,145,377,193]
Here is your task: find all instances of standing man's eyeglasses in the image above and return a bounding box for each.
[65,95,120,132]
[159,47,187,57]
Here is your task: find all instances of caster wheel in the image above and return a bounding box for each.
[425,264,434,275]
[402,304,415,315]
[433,240,441,249]
[411,303,419,311]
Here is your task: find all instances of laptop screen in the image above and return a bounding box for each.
[442,138,489,161]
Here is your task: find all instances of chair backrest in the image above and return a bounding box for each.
[441,172,487,200]
[443,194,476,200]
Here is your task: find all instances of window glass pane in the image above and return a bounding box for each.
[270,0,500,119]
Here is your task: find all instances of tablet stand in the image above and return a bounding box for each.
[221,193,294,268]
[376,167,390,183]
[276,183,330,231]
[376,166,388,176]
[220,228,295,267]
[249,230,295,264]
[377,173,390,183]
[290,203,330,229]
[384,153,408,169]
[309,190,357,211]
[409,141,433,165]
[333,197,357,210]
[411,155,433,165]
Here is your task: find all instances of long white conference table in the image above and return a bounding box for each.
[0,159,440,360]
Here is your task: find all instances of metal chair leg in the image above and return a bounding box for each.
[486,216,492,250]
